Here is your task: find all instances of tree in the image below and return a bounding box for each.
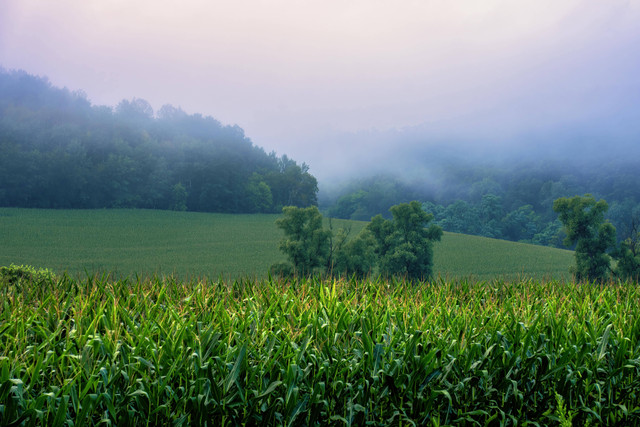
[266,156,318,210]
[367,201,443,280]
[503,204,540,242]
[170,182,188,211]
[115,97,154,121]
[613,218,640,281]
[245,173,273,213]
[553,194,617,282]
[275,206,332,276]
[156,104,187,121]
[331,227,377,278]
[440,200,480,235]
[479,194,504,238]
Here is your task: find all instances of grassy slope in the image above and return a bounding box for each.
[433,232,573,281]
[0,208,573,279]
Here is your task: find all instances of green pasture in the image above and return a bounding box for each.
[0,208,573,279]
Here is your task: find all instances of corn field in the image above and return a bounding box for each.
[2,274,640,425]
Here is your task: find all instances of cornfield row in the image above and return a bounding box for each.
[1,275,640,425]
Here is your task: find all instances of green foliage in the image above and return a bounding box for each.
[553,392,578,427]
[276,201,443,280]
[245,173,273,213]
[2,276,640,425]
[268,156,318,209]
[275,206,332,276]
[616,243,640,280]
[325,175,421,221]
[0,69,317,213]
[331,227,377,278]
[614,221,640,280]
[422,196,568,246]
[325,163,640,250]
[170,182,188,211]
[478,193,504,238]
[268,261,294,278]
[368,201,443,280]
[606,199,640,242]
[502,204,537,240]
[554,194,617,282]
[531,219,565,247]
[0,263,56,286]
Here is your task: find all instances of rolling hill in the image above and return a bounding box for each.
[0,208,573,280]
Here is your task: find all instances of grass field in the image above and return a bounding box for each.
[2,274,639,425]
[0,208,574,280]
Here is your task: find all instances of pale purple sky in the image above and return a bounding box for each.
[2,0,640,180]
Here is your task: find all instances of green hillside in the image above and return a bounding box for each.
[433,232,573,281]
[0,208,573,280]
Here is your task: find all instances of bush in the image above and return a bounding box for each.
[0,264,57,286]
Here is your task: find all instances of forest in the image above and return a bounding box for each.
[0,69,317,213]
[321,158,640,248]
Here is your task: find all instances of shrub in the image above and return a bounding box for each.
[0,264,57,286]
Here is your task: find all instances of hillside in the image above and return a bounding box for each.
[0,208,573,280]
[0,69,317,213]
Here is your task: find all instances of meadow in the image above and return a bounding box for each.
[0,208,574,280]
[1,274,639,425]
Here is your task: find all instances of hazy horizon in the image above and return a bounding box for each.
[2,0,639,183]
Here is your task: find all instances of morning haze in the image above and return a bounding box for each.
[2,0,640,243]
[4,3,640,423]
[2,0,639,185]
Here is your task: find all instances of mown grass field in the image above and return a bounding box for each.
[2,274,640,425]
[0,208,573,280]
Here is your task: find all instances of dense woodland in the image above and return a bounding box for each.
[0,69,317,213]
[322,159,640,247]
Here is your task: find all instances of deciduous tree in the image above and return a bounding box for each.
[613,218,640,281]
[331,227,377,278]
[367,201,442,280]
[553,194,617,282]
[275,206,332,276]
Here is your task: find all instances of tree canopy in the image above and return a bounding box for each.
[275,206,332,276]
[367,201,443,280]
[0,68,317,213]
[553,194,617,282]
[274,201,442,280]
[615,235,640,281]
[322,158,640,249]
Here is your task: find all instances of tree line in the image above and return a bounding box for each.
[275,194,640,283]
[0,69,317,212]
[323,168,640,248]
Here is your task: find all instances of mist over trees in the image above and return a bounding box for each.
[3,67,639,251]
[322,155,640,248]
[0,69,317,212]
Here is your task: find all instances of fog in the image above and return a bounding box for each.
[2,0,639,187]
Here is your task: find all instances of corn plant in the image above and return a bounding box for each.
[2,274,640,425]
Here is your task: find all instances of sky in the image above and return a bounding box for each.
[1,0,640,182]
